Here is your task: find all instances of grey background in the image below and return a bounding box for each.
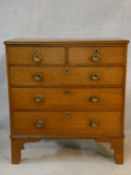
[0,0,131,174]
[0,0,131,130]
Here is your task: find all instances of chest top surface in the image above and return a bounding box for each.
[4,38,129,45]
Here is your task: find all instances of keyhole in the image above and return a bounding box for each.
[64,89,70,95]
[64,68,70,75]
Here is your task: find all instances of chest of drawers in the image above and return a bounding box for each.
[5,39,129,164]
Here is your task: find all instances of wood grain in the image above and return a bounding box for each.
[12,111,121,136]
[11,88,122,110]
[69,47,125,65]
[10,66,124,86]
[7,46,65,65]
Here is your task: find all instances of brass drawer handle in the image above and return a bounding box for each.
[32,48,42,63]
[64,112,71,118]
[35,96,44,103]
[90,72,100,80]
[35,120,44,129]
[34,72,43,81]
[90,49,100,62]
[64,68,70,75]
[90,96,99,103]
[89,119,99,128]
[64,89,70,95]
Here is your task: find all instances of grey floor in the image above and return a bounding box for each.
[0,127,131,175]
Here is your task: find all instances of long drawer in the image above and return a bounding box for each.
[7,46,65,65]
[10,67,123,86]
[69,47,125,65]
[11,88,122,110]
[12,111,121,136]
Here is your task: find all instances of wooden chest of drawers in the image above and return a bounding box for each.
[5,39,129,164]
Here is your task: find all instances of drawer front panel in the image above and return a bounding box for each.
[69,47,125,65]
[7,46,65,65]
[11,88,122,110]
[12,111,121,136]
[10,67,123,86]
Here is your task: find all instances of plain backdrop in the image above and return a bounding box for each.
[0,0,131,175]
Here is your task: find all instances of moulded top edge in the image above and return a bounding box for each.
[4,38,129,45]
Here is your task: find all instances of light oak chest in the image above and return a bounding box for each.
[5,39,129,164]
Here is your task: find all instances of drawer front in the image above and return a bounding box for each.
[11,88,122,110]
[69,47,125,65]
[10,67,123,86]
[12,111,121,136]
[7,46,65,65]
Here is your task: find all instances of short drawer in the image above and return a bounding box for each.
[11,88,122,110]
[12,111,121,136]
[10,67,123,86]
[69,47,125,65]
[7,46,65,65]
